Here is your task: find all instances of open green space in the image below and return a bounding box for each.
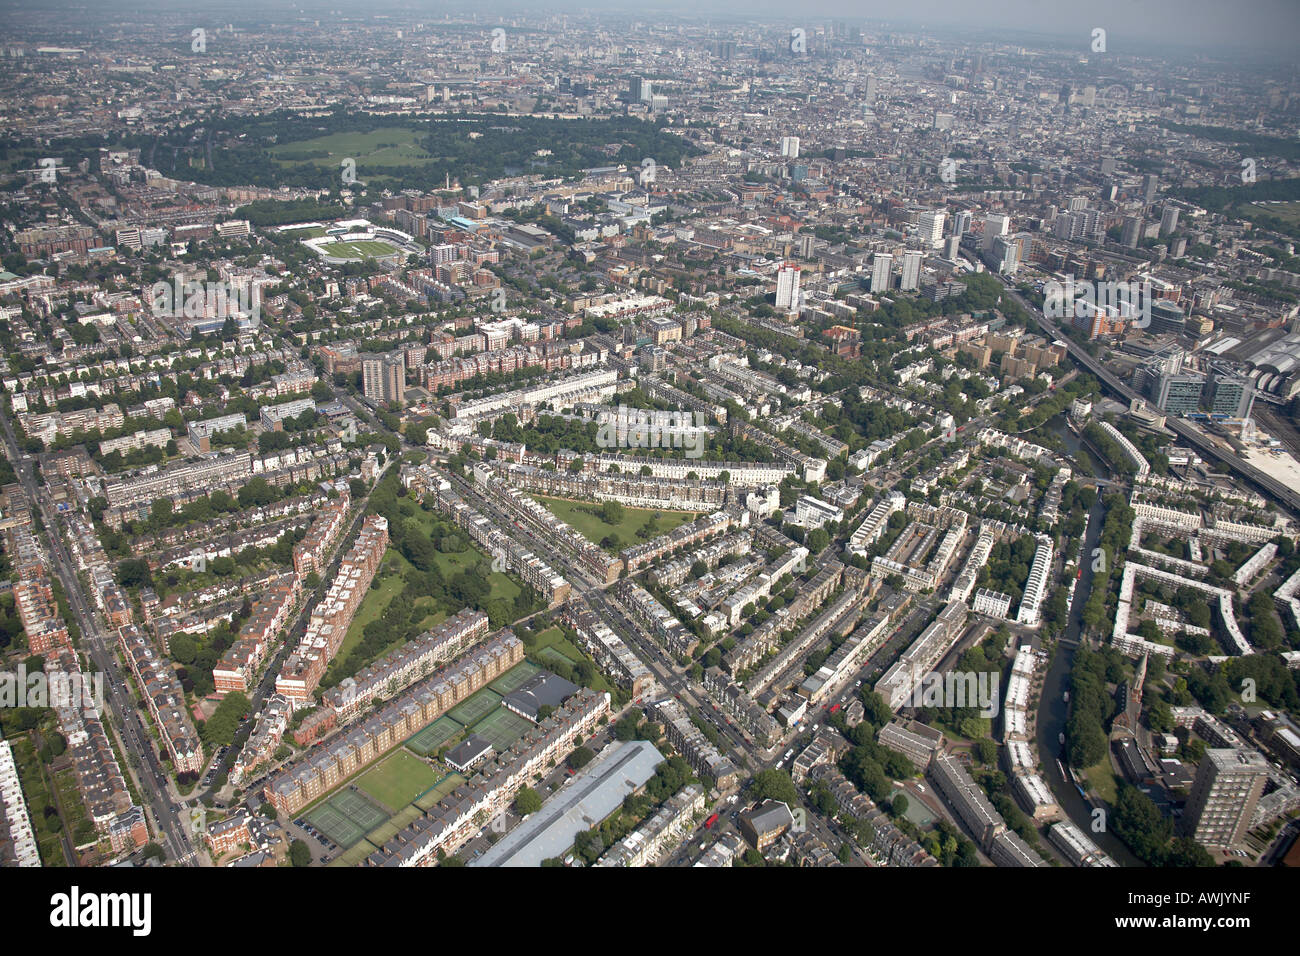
[325,509,528,686]
[1084,758,1119,806]
[356,750,440,811]
[269,126,434,169]
[532,495,697,553]
[280,225,327,238]
[1247,201,1300,227]
[318,239,403,259]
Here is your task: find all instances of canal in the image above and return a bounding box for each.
[1034,415,1144,866]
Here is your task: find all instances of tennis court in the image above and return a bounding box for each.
[470,706,533,751]
[490,660,542,695]
[406,715,464,757]
[307,789,390,848]
[447,687,503,726]
[536,646,580,670]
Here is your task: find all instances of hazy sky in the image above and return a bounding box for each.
[576,0,1300,57]
[13,0,1300,59]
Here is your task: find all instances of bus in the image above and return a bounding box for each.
[704,813,720,829]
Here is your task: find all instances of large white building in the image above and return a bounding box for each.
[775,263,802,311]
[918,210,946,248]
[899,251,924,291]
[871,253,893,293]
[1016,535,1055,626]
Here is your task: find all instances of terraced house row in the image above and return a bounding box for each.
[212,573,302,695]
[266,629,523,815]
[364,687,610,866]
[275,514,389,703]
[323,608,491,722]
[494,460,727,513]
[117,623,204,775]
[291,492,350,576]
[619,508,742,574]
[418,474,570,607]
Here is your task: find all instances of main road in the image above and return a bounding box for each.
[0,410,199,865]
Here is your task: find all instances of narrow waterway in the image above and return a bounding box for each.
[1034,416,1143,866]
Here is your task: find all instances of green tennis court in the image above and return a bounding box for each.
[536,646,580,669]
[490,660,542,695]
[406,716,464,757]
[447,687,503,726]
[307,788,390,848]
[470,706,533,751]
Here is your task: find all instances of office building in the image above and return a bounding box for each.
[918,210,946,248]
[871,253,893,293]
[981,214,1009,250]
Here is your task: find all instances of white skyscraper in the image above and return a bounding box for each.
[780,136,801,159]
[871,253,893,293]
[899,251,924,291]
[918,210,946,248]
[775,263,801,311]
[981,214,1010,250]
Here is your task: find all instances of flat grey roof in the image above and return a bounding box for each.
[470,741,665,868]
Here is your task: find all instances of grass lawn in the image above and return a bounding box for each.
[1247,200,1300,227]
[8,736,64,864]
[270,127,432,169]
[356,750,440,811]
[318,240,402,259]
[532,495,697,553]
[529,626,615,695]
[1084,759,1119,805]
[280,225,327,238]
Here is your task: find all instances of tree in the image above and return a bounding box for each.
[600,500,626,525]
[567,746,595,770]
[117,558,153,589]
[514,787,542,816]
[289,839,312,866]
[750,768,799,807]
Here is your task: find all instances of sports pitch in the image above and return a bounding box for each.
[307,788,390,848]
[406,715,465,757]
[357,751,440,811]
[318,239,402,259]
[489,659,542,694]
[447,687,503,726]
[470,706,533,752]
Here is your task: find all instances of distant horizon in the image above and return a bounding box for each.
[1,0,1297,59]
